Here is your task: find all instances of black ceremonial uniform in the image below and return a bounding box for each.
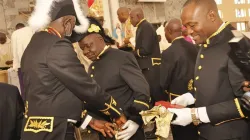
[0,83,24,140]
[21,32,122,140]
[86,47,150,140]
[194,22,250,140]
[160,37,198,140]
[134,19,162,102]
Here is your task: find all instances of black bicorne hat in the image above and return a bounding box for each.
[28,0,89,33]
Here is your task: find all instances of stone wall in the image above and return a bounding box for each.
[119,0,186,23]
[0,0,33,36]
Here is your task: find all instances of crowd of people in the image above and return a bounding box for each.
[0,0,250,140]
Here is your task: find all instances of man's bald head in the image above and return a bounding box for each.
[130,8,144,27]
[181,0,223,44]
[164,18,182,43]
[183,0,218,14]
[117,7,130,23]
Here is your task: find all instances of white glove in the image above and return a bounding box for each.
[117,120,139,140]
[171,93,195,107]
[168,108,192,126]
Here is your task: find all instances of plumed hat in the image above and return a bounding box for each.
[28,0,89,33]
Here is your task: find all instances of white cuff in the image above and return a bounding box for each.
[197,107,210,123]
[80,115,92,129]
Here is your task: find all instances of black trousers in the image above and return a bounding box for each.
[171,124,198,140]
[199,137,241,140]
[142,66,165,103]
[64,123,76,140]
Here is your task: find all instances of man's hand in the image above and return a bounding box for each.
[117,120,139,140]
[116,41,120,48]
[243,81,250,92]
[89,119,116,138]
[5,60,13,65]
[168,108,192,126]
[171,93,195,107]
[114,114,127,128]
[123,38,131,44]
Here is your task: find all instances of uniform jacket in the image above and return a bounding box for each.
[0,83,24,140]
[194,22,249,140]
[160,37,197,101]
[87,47,150,125]
[134,20,161,70]
[21,32,122,135]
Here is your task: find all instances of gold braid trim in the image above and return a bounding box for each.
[206,22,230,44]
[234,98,245,118]
[137,49,142,57]
[215,117,242,126]
[134,100,149,109]
[99,97,114,112]
[99,97,120,115]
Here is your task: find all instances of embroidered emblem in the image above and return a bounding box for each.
[111,97,117,106]
[188,79,194,91]
[88,24,101,33]
[24,116,54,133]
[151,58,161,66]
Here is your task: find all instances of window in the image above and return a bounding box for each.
[237,22,246,31]
[218,10,223,18]
[248,0,250,3]
[215,0,222,4]
[235,0,245,4]
[235,9,247,17]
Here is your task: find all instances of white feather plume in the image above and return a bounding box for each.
[72,0,89,33]
[28,0,55,32]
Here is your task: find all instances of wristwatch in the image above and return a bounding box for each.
[191,108,201,126]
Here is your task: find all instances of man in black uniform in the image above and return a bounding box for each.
[168,0,250,140]
[21,0,126,140]
[161,18,198,140]
[0,83,24,140]
[130,8,162,102]
[70,17,150,140]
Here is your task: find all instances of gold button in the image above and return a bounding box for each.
[200,54,204,59]
[194,87,197,91]
[92,66,95,70]
[90,74,94,78]
[195,76,199,80]
[204,44,208,48]
[198,66,202,70]
[88,130,91,133]
[198,131,201,135]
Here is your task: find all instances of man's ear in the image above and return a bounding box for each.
[207,10,216,22]
[62,16,76,28]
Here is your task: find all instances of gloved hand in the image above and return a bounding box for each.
[171,93,195,107]
[117,120,139,140]
[168,108,192,126]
